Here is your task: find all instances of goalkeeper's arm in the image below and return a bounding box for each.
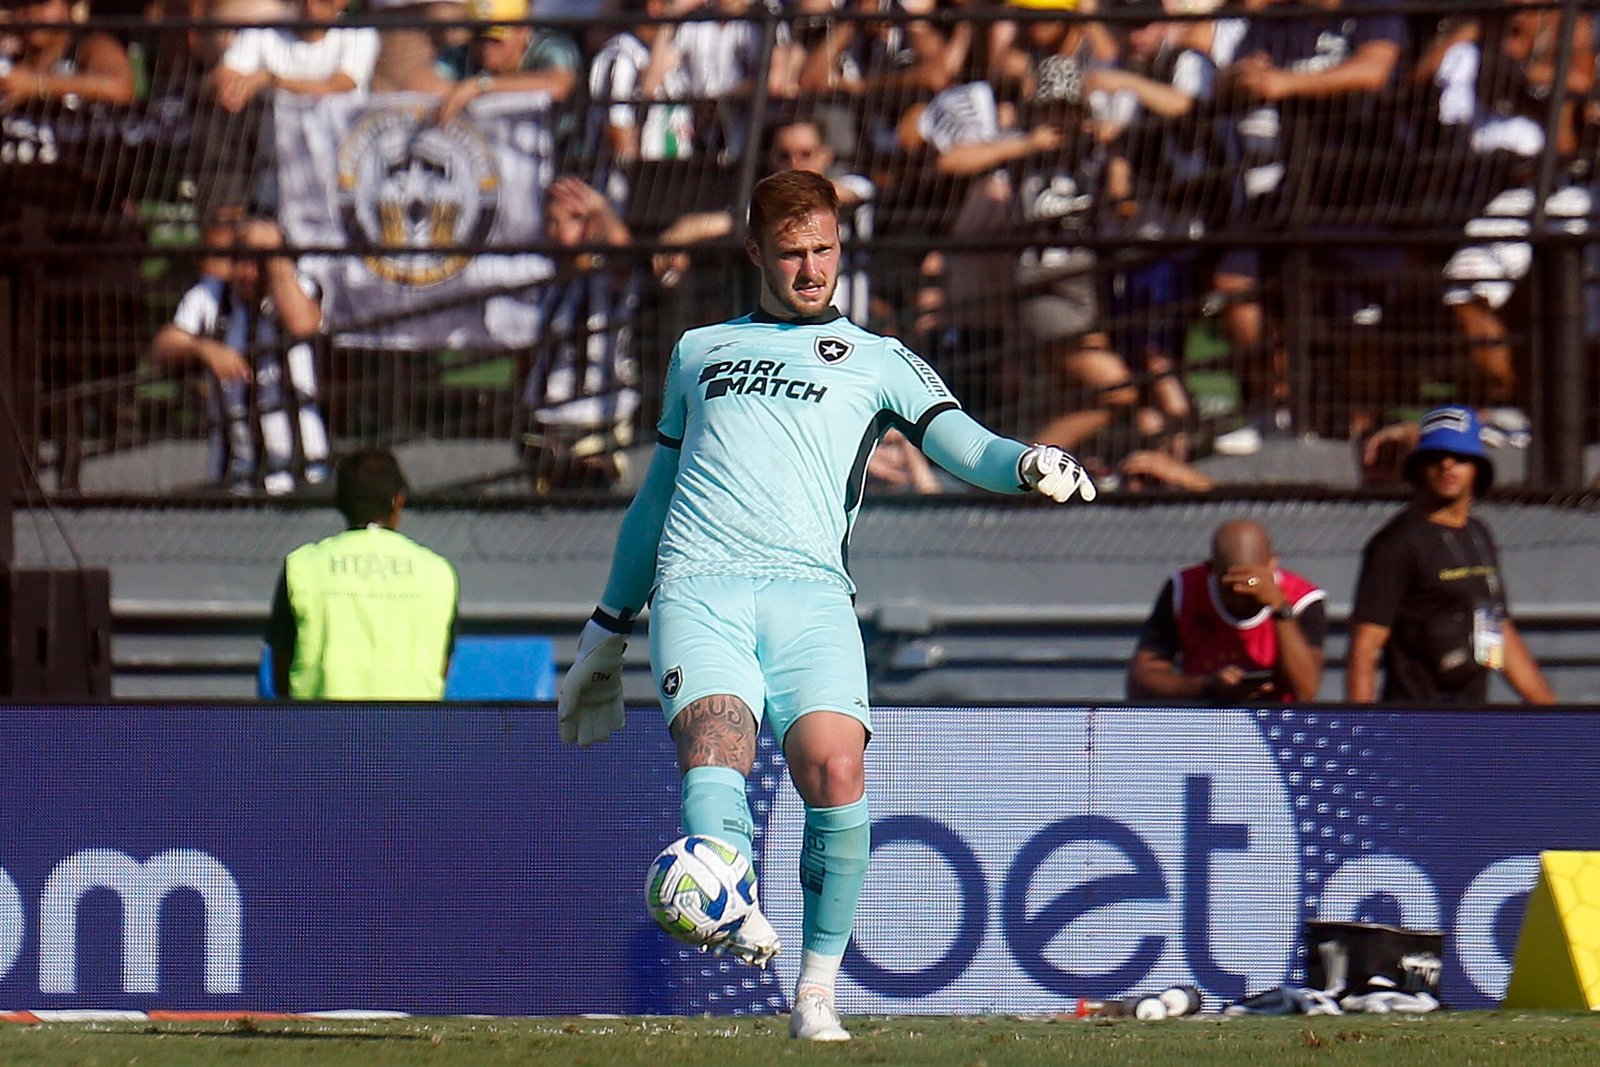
[560,442,680,746]
[918,408,1095,501]
[598,441,680,616]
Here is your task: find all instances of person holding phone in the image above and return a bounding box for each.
[1127,518,1327,703]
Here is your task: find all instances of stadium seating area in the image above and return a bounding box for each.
[2,0,1599,496]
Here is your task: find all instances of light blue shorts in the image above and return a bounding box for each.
[649,575,872,744]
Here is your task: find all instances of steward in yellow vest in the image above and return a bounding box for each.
[265,450,459,699]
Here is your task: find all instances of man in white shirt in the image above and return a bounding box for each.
[212,0,379,113]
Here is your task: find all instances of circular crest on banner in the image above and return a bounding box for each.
[335,106,499,287]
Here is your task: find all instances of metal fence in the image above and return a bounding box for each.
[3,0,1598,498]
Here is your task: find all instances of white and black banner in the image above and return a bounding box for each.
[276,91,556,350]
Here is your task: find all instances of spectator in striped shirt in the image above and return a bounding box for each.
[671,0,771,159]
[153,218,332,496]
[587,0,697,165]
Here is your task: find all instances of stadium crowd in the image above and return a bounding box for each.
[2,0,1598,494]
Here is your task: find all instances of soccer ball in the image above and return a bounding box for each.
[645,834,758,947]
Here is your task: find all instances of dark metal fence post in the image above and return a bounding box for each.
[1527,0,1585,487]
[729,10,780,241]
[1538,240,1586,487]
[1529,0,1581,234]
[1282,245,1312,437]
[0,276,12,569]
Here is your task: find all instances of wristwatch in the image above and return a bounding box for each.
[1274,602,1296,622]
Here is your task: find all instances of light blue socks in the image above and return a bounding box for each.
[799,797,870,956]
[682,770,870,959]
[680,765,754,861]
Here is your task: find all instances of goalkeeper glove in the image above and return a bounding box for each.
[1019,444,1097,503]
[558,608,631,747]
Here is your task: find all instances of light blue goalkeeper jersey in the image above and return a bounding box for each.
[609,307,1028,598]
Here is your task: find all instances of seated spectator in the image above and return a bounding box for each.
[518,176,642,493]
[212,0,379,114]
[653,115,877,326]
[1211,0,1408,450]
[901,78,1184,459]
[798,0,970,97]
[988,0,1117,109]
[794,0,973,165]
[140,0,292,221]
[1081,13,1228,460]
[1087,8,1238,221]
[0,0,135,110]
[435,0,580,128]
[0,0,141,491]
[369,0,467,93]
[1127,517,1327,703]
[154,217,332,495]
[209,0,377,211]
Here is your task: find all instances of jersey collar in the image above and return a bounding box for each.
[750,307,844,326]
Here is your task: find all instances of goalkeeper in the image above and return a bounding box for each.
[559,170,1096,1041]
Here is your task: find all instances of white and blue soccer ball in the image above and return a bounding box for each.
[645,834,758,947]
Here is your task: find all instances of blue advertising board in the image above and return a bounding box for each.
[0,703,1594,1015]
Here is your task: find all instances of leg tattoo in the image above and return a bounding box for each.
[672,694,757,775]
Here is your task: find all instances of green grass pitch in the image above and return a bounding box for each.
[3,1012,1600,1066]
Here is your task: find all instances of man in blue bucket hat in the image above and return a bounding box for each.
[1346,405,1554,704]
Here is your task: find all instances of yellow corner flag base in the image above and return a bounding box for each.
[1504,851,1600,1009]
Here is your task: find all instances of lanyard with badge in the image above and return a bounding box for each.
[1462,526,1505,671]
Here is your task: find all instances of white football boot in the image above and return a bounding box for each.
[709,902,780,968]
[789,986,850,1041]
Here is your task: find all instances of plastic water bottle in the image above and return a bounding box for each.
[1076,986,1202,1020]
[1158,985,1203,1017]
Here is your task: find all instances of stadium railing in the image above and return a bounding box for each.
[2,0,1598,498]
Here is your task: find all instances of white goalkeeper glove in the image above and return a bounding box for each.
[1019,444,1097,503]
[558,609,630,747]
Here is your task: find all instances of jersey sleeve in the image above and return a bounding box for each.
[655,338,687,446]
[599,441,679,615]
[339,28,379,88]
[1134,580,1181,659]
[1294,598,1330,648]
[918,408,1030,494]
[879,340,961,426]
[593,47,640,129]
[170,281,218,337]
[220,28,264,75]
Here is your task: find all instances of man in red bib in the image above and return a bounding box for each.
[1127,519,1327,703]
